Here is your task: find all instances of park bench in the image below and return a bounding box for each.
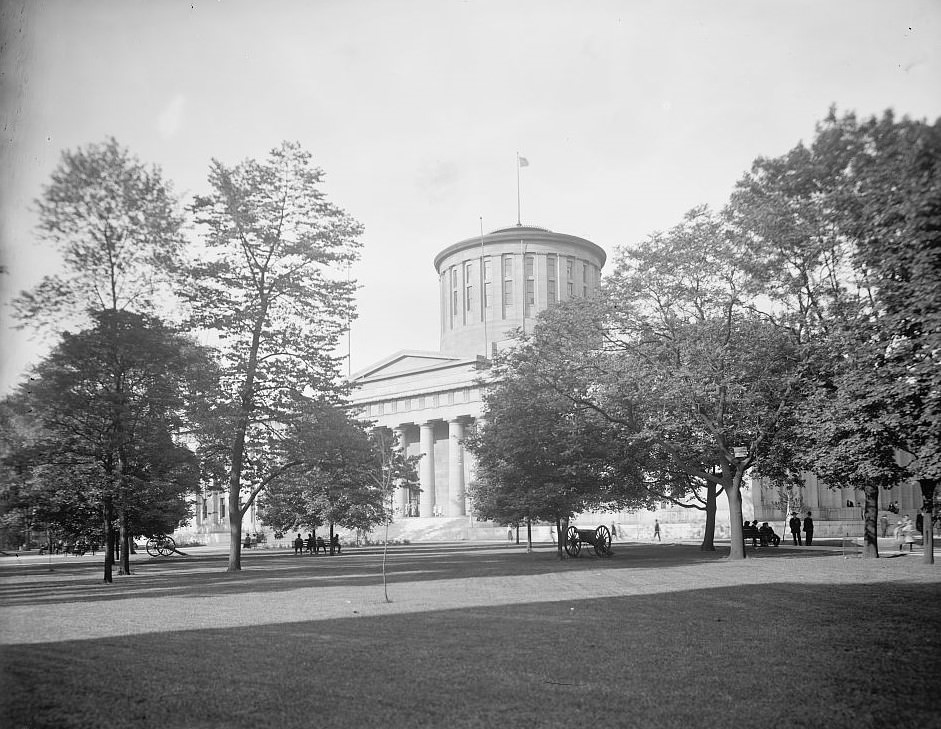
[743,526,780,548]
[564,525,613,557]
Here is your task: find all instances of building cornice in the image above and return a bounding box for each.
[433,225,607,272]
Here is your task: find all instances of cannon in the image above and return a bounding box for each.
[564,525,612,557]
[145,535,176,557]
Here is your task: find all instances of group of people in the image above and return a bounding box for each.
[743,520,781,547]
[39,538,98,556]
[893,515,918,551]
[292,532,342,555]
[788,512,815,546]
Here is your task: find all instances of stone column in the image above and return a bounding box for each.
[419,421,436,518]
[393,426,410,517]
[448,419,466,517]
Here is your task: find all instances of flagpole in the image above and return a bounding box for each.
[480,216,488,359]
[516,152,522,226]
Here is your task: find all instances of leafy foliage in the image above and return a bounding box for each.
[0,312,210,573]
[730,109,941,556]
[181,141,363,570]
[258,406,419,537]
[13,137,185,332]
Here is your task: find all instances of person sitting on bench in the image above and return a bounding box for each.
[743,520,759,547]
[331,534,342,554]
[758,522,780,547]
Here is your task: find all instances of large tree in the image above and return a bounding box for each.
[258,407,419,550]
[730,109,941,559]
[4,311,209,581]
[183,142,362,571]
[465,342,645,559]
[517,209,801,559]
[8,139,194,579]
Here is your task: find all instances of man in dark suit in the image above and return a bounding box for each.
[803,511,815,546]
[789,512,802,545]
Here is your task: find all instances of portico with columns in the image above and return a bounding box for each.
[351,350,488,520]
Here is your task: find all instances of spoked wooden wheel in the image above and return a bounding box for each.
[594,525,612,556]
[565,526,581,557]
[147,536,176,556]
[156,536,176,556]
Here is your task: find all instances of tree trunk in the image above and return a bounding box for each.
[919,479,937,566]
[226,303,267,572]
[329,522,335,556]
[103,498,114,584]
[526,517,532,553]
[228,487,242,571]
[118,506,131,575]
[701,482,717,551]
[861,482,880,558]
[726,472,746,560]
[556,517,565,560]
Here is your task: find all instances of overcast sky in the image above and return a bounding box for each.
[1,0,939,393]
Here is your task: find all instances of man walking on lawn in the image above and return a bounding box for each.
[653,519,661,542]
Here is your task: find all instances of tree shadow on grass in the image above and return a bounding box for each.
[1,581,939,729]
[0,541,859,608]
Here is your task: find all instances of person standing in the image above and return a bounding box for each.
[293,533,303,555]
[880,514,889,538]
[789,512,802,546]
[653,519,661,542]
[901,515,916,551]
[803,511,815,546]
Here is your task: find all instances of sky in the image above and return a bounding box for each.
[1,0,939,393]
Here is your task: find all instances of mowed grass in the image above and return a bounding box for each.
[1,542,940,729]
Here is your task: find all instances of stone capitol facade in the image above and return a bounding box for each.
[349,225,605,524]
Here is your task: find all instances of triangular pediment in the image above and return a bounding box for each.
[352,350,465,382]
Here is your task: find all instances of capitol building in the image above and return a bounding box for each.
[186,223,929,545]
[348,222,928,543]
[349,224,605,531]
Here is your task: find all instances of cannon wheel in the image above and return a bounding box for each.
[565,526,582,557]
[156,536,176,556]
[146,538,160,557]
[593,525,612,557]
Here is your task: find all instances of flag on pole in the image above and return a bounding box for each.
[518,156,529,167]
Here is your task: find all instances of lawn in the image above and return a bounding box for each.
[1,542,939,728]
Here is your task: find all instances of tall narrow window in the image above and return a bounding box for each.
[482,256,492,310]
[451,267,458,321]
[582,260,589,297]
[524,254,535,314]
[464,261,473,314]
[502,254,514,317]
[546,254,557,306]
[219,499,226,521]
[566,257,575,298]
